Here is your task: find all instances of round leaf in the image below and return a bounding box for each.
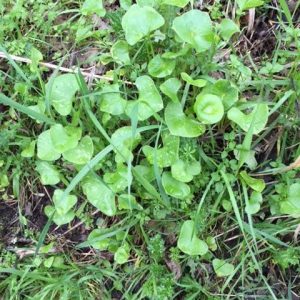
[162,172,190,199]
[81,0,106,16]
[37,130,61,161]
[148,55,176,78]
[172,10,214,53]
[45,205,75,226]
[87,229,110,250]
[121,4,164,45]
[36,161,60,185]
[171,159,200,183]
[219,19,240,41]
[111,40,130,65]
[178,220,208,256]
[194,94,224,124]
[213,259,235,277]
[165,102,205,137]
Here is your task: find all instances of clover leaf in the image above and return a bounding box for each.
[121,4,164,45]
[181,72,207,88]
[172,10,214,53]
[37,130,61,161]
[280,183,300,218]
[165,102,206,137]
[148,55,176,78]
[213,259,235,277]
[126,75,163,121]
[162,172,190,199]
[171,159,200,183]
[46,74,80,116]
[227,103,269,134]
[178,220,208,256]
[99,84,127,115]
[62,136,94,165]
[82,176,116,216]
[194,94,224,124]
[142,133,179,168]
[36,161,60,185]
[53,189,77,216]
[160,78,181,102]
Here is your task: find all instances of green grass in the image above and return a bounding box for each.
[1,0,300,299]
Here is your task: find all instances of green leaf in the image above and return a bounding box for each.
[81,0,106,16]
[142,133,179,168]
[111,126,141,163]
[45,205,75,226]
[118,194,143,210]
[99,84,127,116]
[194,94,224,124]
[162,172,190,199]
[53,189,77,216]
[27,101,46,123]
[219,19,240,41]
[213,259,235,277]
[178,220,208,256]
[36,161,60,185]
[172,10,214,53]
[148,55,176,78]
[63,136,94,165]
[21,140,35,158]
[87,229,110,250]
[126,75,163,121]
[46,74,80,116]
[160,78,181,102]
[165,102,205,137]
[280,183,300,217]
[237,0,264,11]
[104,165,132,193]
[228,103,269,134]
[181,72,207,88]
[246,191,263,214]
[111,40,130,65]
[114,245,130,264]
[162,0,190,8]
[121,4,164,45]
[201,80,239,110]
[240,171,265,192]
[50,124,80,153]
[171,159,200,183]
[37,130,60,161]
[82,176,116,216]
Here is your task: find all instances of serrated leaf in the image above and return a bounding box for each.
[37,130,61,161]
[46,74,80,116]
[121,4,164,45]
[178,220,208,256]
[194,94,224,124]
[82,176,116,216]
[162,172,190,199]
[172,10,214,53]
[165,102,205,137]
[148,55,176,78]
[36,161,60,185]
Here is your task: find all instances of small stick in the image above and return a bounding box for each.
[0,51,133,85]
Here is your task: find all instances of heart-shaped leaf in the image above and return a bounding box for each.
[181,72,207,88]
[63,136,94,165]
[213,259,235,277]
[171,159,200,183]
[37,130,61,161]
[194,94,224,124]
[126,76,163,121]
[46,74,80,116]
[53,189,77,216]
[44,205,75,226]
[148,55,176,78]
[81,0,106,16]
[165,102,206,137]
[178,220,208,256]
[99,84,127,115]
[82,176,116,216]
[121,4,164,45]
[172,10,214,53]
[50,124,80,153]
[162,172,190,199]
[227,103,269,134]
[160,78,181,102]
[142,133,179,168]
[111,40,130,65]
[36,161,60,185]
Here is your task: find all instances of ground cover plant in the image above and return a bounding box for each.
[0,0,300,299]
